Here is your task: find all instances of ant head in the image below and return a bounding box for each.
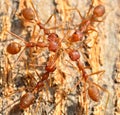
[71,30,83,42]
[22,8,35,20]
[48,33,59,42]
[93,5,105,17]
[68,49,80,61]
[7,42,22,54]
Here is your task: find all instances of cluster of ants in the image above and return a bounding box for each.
[1,0,110,114]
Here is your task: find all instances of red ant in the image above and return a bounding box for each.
[5,30,48,67]
[66,0,105,43]
[19,71,50,109]
[17,0,65,53]
[0,71,50,114]
[6,30,48,54]
[67,49,109,115]
[19,0,60,35]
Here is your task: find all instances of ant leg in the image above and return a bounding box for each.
[89,82,110,115]
[86,0,94,16]
[64,8,84,28]
[86,27,98,46]
[44,14,56,25]
[29,0,61,33]
[4,54,13,87]
[13,47,26,67]
[29,0,40,21]
[45,14,63,31]
[87,70,105,79]
[24,59,38,82]
[44,14,58,29]
[30,24,38,42]
[65,8,83,20]
[6,30,27,43]
[72,70,105,93]
[82,80,89,115]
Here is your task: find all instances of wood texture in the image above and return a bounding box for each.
[0,0,120,115]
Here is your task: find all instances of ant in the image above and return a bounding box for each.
[5,29,48,67]
[19,0,61,35]
[66,0,105,43]
[67,49,109,115]
[19,71,50,109]
[0,71,50,115]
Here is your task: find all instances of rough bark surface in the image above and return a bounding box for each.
[0,0,120,115]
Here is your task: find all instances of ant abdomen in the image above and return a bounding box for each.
[88,85,100,102]
[21,8,35,20]
[7,42,22,54]
[20,92,35,109]
[93,5,105,17]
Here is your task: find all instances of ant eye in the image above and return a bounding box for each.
[93,5,105,17]
[22,8,35,20]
